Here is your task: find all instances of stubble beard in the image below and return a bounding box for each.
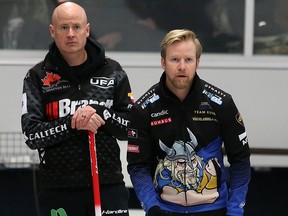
[172,78,190,89]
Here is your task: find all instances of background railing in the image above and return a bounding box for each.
[1,132,288,169]
[0,132,39,169]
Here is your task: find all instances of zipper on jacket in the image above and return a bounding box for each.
[181,102,190,213]
[77,84,83,99]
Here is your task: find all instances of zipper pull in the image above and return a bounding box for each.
[78,84,81,90]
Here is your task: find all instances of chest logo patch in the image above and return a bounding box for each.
[42,72,61,87]
[151,117,172,126]
[90,77,114,89]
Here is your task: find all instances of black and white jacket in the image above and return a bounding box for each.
[21,38,133,188]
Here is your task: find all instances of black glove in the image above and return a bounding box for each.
[148,206,166,216]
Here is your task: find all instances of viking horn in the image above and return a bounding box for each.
[187,128,198,148]
[159,140,175,158]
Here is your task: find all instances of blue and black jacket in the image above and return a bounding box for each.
[127,72,251,216]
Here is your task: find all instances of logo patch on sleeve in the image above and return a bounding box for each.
[127,144,140,153]
[128,129,138,139]
[236,112,244,126]
[128,92,134,103]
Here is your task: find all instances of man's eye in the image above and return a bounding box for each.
[73,26,81,30]
[186,58,193,62]
[60,26,68,31]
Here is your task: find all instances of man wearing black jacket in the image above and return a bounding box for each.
[21,2,133,216]
[127,29,251,216]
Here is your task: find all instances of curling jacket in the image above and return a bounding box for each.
[127,72,251,216]
[21,38,133,188]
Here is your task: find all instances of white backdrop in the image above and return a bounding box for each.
[0,51,288,175]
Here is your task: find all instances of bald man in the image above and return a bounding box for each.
[21,2,133,215]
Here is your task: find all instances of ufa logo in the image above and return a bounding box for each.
[90,77,114,89]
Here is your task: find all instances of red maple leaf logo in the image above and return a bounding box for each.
[42,72,61,87]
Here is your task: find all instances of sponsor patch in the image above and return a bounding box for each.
[151,117,172,126]
[128,129,138,139]
[236,112,244,126]
[42,72,61,87]
[46,98,114,119]
[41,72,70,93]
[137,89,155,105]
[102,209,128,215]
[90,77,114,89]
[204,84,226,97]
[202,89,223,105]
[127,144,140,153]
[141,93,160,109]
[198,101,212,111]
[238,131,248,145]
[22,93,27,114]
[103,109,129,126]
[151,110,168,118]
[193,109,218,122]
[128,92,134,103]
[27,124,68,141]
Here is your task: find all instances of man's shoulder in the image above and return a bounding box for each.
[201,79,231,96]
[29,58,45,69]
[26,59,46,79]
[104,57,121,68]
[200,79,232,106]
[134,83,160,109]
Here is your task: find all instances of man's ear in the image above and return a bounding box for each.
[196,58,200,70]
[49,24,55,39]
[86,23,90,37]
[161,57,166,71]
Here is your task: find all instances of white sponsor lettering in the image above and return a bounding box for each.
[103,109,129,126]
[28,124,67,140]
[238,131,248,145]
[59,98,114,117]
[202,89,222,105]
[90,77,114,89]
[151,110,168,118]
[141,93,160,109]
[137,89,155,104]
[204,84,226,97]
[239,202,246,208]
[102,209,128,215]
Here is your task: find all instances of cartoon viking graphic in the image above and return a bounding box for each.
[154,128,221,206]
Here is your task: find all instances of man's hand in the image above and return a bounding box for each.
[71,106,105,134]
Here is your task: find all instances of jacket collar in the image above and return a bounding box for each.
[42,37,106,83]
[159,72,201,102]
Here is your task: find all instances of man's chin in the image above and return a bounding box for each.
[173,81,189,89]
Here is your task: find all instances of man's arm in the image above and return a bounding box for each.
[21,73,75,150]
[91,69,133,140]
[220,98,251,215]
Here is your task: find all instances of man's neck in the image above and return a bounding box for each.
[62,50,88,66]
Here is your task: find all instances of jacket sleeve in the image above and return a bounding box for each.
[227,159,251,216]
[218,98,251,216]
[91,69,133,140]
[127,105,160,213]
[127,164,160,213]
[21,71,76,150]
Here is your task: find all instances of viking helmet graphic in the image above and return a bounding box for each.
[159,128,198,165]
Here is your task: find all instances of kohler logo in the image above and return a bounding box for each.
[90,77,114,89]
